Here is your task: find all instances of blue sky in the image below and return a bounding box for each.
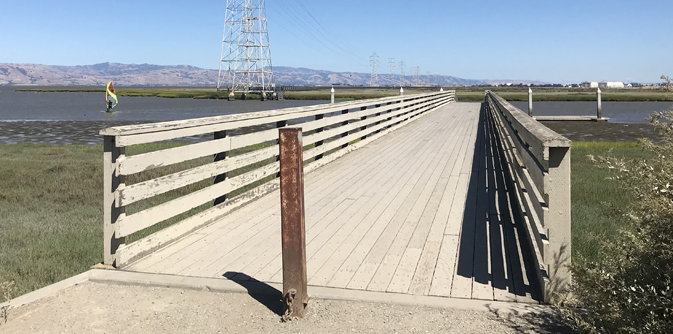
[1,0,671,83]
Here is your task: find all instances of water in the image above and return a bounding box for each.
[510,101,673,124]
[2,87,671,144]
[0,86,326,145]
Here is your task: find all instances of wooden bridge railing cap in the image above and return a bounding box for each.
[99,91,449,137]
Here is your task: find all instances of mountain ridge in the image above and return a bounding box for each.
[0,62,530,86]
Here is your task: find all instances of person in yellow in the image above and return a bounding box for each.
[106,81,118,112]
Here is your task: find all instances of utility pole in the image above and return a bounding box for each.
[399,60,406,87]
[414,67,420,86]
[388,58,395,87]
[370,52,379,87]
[217,0,274,96]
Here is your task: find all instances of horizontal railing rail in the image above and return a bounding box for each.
[485,91,571,302]
[102,90,456,267]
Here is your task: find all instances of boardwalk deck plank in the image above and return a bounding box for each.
[239,123,433,282]
[124,102,538,304]
[366,116,461,292]
[408,114,476,295]
[257,114,439,283]
[428,235,460,297]
[325,116,460,288]
[398,118,470,294]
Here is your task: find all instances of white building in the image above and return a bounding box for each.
[581,81,624,88]
[581,81,599,88]
[605,81,625,88]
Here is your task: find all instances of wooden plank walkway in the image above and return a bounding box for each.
[125,102,540,303]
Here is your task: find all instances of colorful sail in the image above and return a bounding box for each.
[106,81,118,111]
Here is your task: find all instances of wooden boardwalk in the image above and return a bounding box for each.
[126,102,539,303]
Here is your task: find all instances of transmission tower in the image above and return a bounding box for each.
[370,52,379,87]
[399,60,406,87]
[388,58,395,86]
[217,0,274,94]
[414,67,420,86]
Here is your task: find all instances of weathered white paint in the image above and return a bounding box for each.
[597,88,602,119]
[528,88,533,116]
[104,91,456,266]
[485,90,571,303]
[487,92,570,162]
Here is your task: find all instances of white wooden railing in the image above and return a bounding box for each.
[101,91,456,267]
[485,91,572,302]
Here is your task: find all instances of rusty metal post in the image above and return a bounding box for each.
[279,128,309,319]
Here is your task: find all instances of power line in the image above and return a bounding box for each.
[388,58,395,86]
[289,0,366,61]
[414,66,420,86]
[370,52,379,87]
[269,0,365,65]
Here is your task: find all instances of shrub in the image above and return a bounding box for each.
[567,110,673,333]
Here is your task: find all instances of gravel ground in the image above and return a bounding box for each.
[1,282,573,333]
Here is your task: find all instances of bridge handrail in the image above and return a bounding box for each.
[485,91,571,302]
[101,90,456,267]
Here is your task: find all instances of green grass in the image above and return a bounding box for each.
[0,145,104,296]
[570,141,652,263]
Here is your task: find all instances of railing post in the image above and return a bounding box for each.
[359,106,368,140]
[214,130,228,206]
[103,135,125,266]
[597,88,602,120]
[276,120,288,177]
[545,146,572,301]
[341,109,349,149]
[279,128,309,320]
[314,114,324,160]
[330,86,335,104]
[400,87,404,96]
[528,88,533,116]
[374,103,383,134]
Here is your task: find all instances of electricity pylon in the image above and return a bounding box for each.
[414,67,420,86]
[388,58,395,86]
[399,60,406,87]
[217,0,274,94]
[370,52,379,87]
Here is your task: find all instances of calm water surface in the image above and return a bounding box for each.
[2,87,672,145]
[510,101,673,124]
[0,86,326,145]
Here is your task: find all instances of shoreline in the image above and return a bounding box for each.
[14,87,673,102]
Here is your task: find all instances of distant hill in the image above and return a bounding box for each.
[0,62,527,87]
